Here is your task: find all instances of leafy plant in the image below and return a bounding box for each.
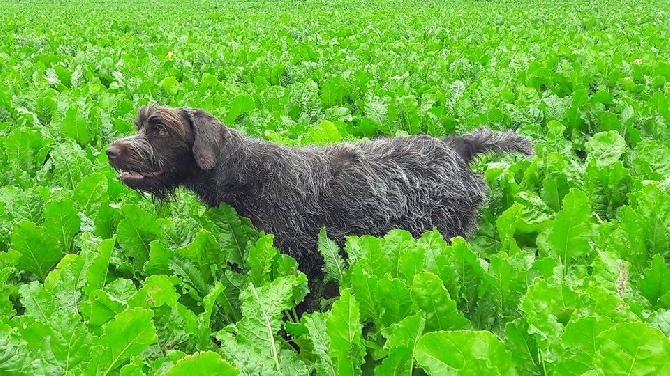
[2,0,670,374]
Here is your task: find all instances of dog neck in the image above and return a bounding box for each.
[184,129,286,211]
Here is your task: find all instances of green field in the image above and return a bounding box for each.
[2,0,670,374]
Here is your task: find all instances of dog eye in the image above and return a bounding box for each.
[155,124,168,137]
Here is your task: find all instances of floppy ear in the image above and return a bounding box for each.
[179,108,224,170]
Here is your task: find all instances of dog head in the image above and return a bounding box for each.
[106,104,224,197]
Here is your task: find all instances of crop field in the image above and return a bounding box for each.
[2,0,670,374]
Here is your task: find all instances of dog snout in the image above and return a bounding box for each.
[106,144,123,160]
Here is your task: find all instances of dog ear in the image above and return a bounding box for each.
[179,108,224,170]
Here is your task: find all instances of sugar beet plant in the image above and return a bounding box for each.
[1,0,670,374]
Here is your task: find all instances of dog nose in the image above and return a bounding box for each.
[106,144,121,160]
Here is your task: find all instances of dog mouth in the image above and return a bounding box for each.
[118,169,163,183]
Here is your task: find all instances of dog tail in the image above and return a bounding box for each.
[445,127,534,163]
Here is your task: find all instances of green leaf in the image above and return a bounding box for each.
[377,313,425,376]
[73,172,109,217]
[521,278,580,353]
[145,240,172,275]
[130,275,180,308]
[43,199,80,252]
[203,205,259,267]
[246,234,277,286]
[116,204,162,270]
[3,128,50,187]
[585,131,627,167]
[306,120,343,144]
[551,316,615,374]
[216,275,308,375]
[504,319,540,375]
[41,322,93,374]
[0,323,41,374]
[432,236,484,318]
[161,76,180,95]
[11,221,61,280]
[91,307,157,374]
[82,236,114,295]
[411,272,470,331]
[225,94,255,123]
[318,227,347,283]
[349,265,412,326]
[543,189,593,265]
[321,75,348,107]
[197,282,225,349]
[480,253,530,328]
[414,331,516,375]
[165,351,238,375]
[304,312,336,376]
[327,289,365,376]
[177,229,226,285]
[62,104,91,145]
[48,141,93,190]
[595,323,670,375]
[638,255,670,308]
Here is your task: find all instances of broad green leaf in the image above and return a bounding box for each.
[584,162,631,220]
[321,75,348,107]
[0,267,17,317]
[40,322,93,374]
[595,323,670,375]
[304,312,336,376]
[177,229,226,285]
[0,323,41,375]
[48,141,94,190]
[521,278,580,356]
[327,289,365,376]
[203,205,259,267]
[318,227,347,283]
[197,282,224,349]
[246,234,277,286]
[377,313,425,376]
[130,275,180,308]
[411,272,470,331]
[225,94,255,123]
[217,275,308,375]
[73,172,109,217]
[585,131,627,167]
[92,308,157,374]
[551,316,615,375]
[80,279,137,327]
[159,215,199,249]
[306,120,343,144]
[349,265,412,326]
[145,240,172,275]
[43,199,80,252]
[11,221,61,280]
[82,236,114,295]
[414,331,516,375]
[638,255,670,308]
[432,236,484,318]
[3,128,50,187]
[62,104,91,145]
[480,253,530,329]
[166,351,238,375]
[116,204,162,270]
[504,319,540,375]
[544,189,593,265]
[161,76,180,95]
[625,185,670,258]
[495,203,525,253]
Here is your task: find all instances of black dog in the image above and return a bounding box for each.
[107,105,533,283]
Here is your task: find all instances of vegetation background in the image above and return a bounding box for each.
[1,0,669,374]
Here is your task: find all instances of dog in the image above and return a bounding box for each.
[107,104,533,287]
